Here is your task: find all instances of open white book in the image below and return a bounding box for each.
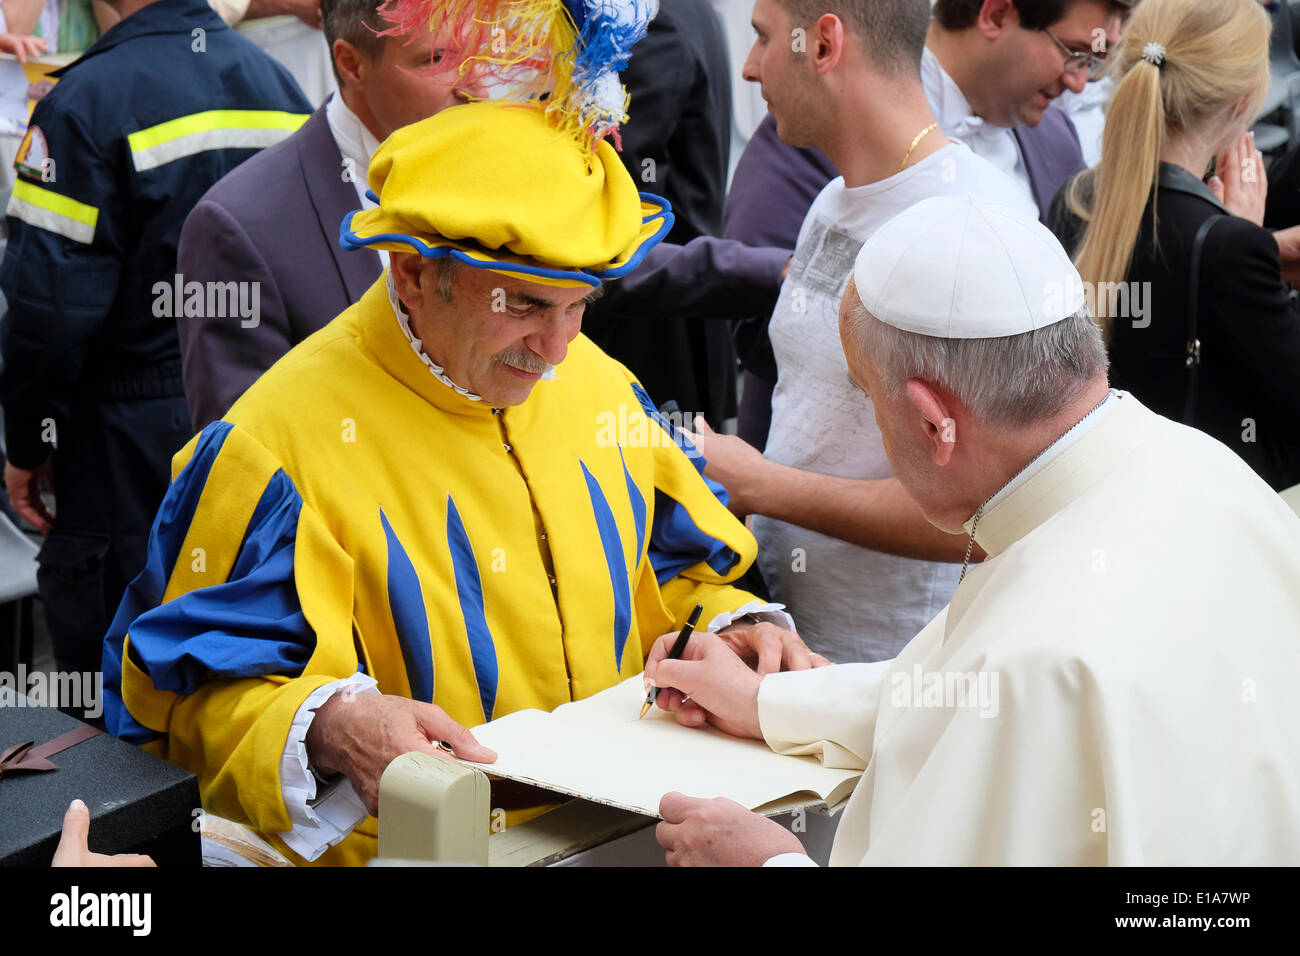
[459,675,861,818]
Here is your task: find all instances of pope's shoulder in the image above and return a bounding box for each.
[953,401,1300,663]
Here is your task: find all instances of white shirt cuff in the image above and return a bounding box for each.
[763,853,818,867]
[277,672,379,862]
[708,600,795,634]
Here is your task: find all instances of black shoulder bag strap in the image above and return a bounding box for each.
[1184,214,1226,426]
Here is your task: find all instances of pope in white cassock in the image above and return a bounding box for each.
[649,195,1300,866]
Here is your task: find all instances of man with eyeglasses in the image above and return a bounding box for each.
[924,0,1134,220]
[1054,0,1140,165]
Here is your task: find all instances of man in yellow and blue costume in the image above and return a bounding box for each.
[102,97,804,866]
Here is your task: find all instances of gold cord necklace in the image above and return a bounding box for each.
[898,122,939,172]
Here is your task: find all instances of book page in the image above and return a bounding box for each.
[460,676,861,817]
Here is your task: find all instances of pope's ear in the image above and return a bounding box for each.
[904,379,957,467]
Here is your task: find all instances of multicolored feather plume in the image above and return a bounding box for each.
[376,0,658,151]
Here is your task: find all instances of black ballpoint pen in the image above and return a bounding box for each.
[639,604,703,719]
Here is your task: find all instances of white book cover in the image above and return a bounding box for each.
[460,675,860,817]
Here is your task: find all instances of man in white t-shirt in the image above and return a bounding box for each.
[694,0,1033,662]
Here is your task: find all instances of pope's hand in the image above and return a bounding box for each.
[643,631,763,738]
[306,693,497,816]
[52,800,156,867]
[686,416,768,518]
[714,619,832,675]
[656,792,805,866]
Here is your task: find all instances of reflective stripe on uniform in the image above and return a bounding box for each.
[6,179,99,244]
[127,109,309,172]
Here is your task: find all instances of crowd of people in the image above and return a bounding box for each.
[4,0,1300,867]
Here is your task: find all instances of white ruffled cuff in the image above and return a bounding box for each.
[277,672,379,862]
[763,852,819,867]
[707,600,796,634]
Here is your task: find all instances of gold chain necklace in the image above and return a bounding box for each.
[898,122,939,173]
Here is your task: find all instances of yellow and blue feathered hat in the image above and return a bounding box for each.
[377,0,659,147]
[346,0,671,287]
[339,101,672,288]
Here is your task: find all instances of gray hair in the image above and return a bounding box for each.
[844,293,1109,429]
[435,257,457,302]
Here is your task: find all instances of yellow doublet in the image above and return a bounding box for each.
[103,276,761,865]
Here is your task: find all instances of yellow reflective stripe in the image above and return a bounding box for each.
[7,179,99,243]
[128,110,309,172]
[129,109,308,152]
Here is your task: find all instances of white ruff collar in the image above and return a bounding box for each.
[384,270,558,403]
[386,270,485,403]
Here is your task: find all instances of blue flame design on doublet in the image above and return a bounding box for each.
[581,460,634,667]
[445,495,498,721]
[381,510,434,703]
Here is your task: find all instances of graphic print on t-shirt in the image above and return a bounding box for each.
[789,217,863,299]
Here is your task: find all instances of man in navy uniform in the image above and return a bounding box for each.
[0,0,311,681]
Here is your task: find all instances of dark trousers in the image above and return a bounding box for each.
[38,391,192,677]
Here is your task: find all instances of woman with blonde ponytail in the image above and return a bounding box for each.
[1050,0,1300,491]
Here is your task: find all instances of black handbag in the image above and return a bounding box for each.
[1183,214,1226,425]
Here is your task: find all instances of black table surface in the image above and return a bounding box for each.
[1,693,201,866]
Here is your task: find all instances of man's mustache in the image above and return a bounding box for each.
[496,347,552,374]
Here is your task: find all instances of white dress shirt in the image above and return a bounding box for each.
[325,92,388,269]
[920,47,1037,214]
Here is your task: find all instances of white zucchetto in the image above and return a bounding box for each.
[852,195,1086,339]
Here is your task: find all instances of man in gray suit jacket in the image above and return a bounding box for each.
[177,0,484,428]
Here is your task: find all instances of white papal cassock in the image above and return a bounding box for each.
[759,393,1300,865]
